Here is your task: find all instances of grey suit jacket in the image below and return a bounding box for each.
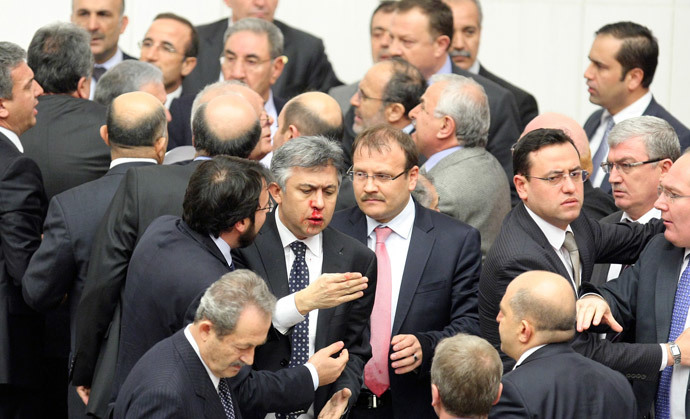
[328,82,358,118]
[478,64,538,130]
[424,147,510,258]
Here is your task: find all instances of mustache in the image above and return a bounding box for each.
[449,49,472,59]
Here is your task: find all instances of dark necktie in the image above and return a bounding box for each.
[92,66,107,82]
[563,231,581,291]
[288,241,310,368]
[591,116,615,180]
[655,258,690,419]
[218,378,236,419]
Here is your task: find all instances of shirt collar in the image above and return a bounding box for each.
[0,126,23,152]
[402,123,415,134]
[165,85,183,109]
[602,91,653,124]
[109,157,158,169]
[524,205,573,250]
[468,60,481,75]
[96,48,124,71]
[621,207,661,224]
[424,146,462,171]
[430,55,453,80]
[365,196,416,240]
[184,324,221,390]
[275,206,322,257]
[513,344,548,370]
[210,234,234,267]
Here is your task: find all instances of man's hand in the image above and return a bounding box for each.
[318,388,351,419]
[390,334,422,374]
[576,295,622,333]
[309,341,348,386]
[76,386,90,405]
[295,272,368,314]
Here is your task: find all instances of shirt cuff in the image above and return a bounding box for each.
[272,293,305,334]
[660,343,669,371]
[579,292,605,300]
[305,362,319,391]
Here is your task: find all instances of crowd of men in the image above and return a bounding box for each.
[2,0,690,418]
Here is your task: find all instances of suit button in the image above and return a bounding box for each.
[280,359,289,367]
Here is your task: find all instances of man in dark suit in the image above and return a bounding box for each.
[577,150,690,418]
[330,125,481,418]
[21,22,110,200]
[584,22,690,194]
[184,0,341,100]
[491,271,636,418]
[591,116,679,287]
[115,270,275,418]
[0,41,48,418]
[522,112,618,220]
[71,93,262,412]
[22,91,167,418]
[232,135,377,417]
[389,0,522,184]
[479,128,664,370]
[443,0,538,130]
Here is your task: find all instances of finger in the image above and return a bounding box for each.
[578,305,594,331]
[335,348,349,368]
[337,291,365,304]
[391,335,413,352]
[342,272,363,280]
[390,345,415,361]
[393,356,420,374]
[604,312,623,332]
[322,341,345,356]
[390,334,406,346]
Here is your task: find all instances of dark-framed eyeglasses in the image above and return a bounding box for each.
[600,158,663,174]
[347,167,407,183]
[524,169,590,186]
[139,39,181,55]
[257,197,275,213]
[355,87,387,102]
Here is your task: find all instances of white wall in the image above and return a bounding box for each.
[2,0,688,127]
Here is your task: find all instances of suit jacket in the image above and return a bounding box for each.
[183,18,341,99]
[478,64,538,130]
[231,211,376,416]
[0,133,48,387]
[330,200,481,418]
[121,51,137,61]
[114,329,242,419]
[590,210,624,286]
[593,234,690,418]
[479,202,664,371]
[168,94,195,150]
[22,162,153,348]
[72,160,201,387]
[489,343,636,418]
[424,147,510,259]
[328,82,358,118]
[584,96,690,193]
[582,179,617,221]
[20,95,110,200]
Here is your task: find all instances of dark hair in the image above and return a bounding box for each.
[153,12,199,58]
[282,99,344,141]
[105,99,167,147]
[27,22,92,94]
[353,124,419,170]
[596,21,658,88]
[382,58,427,117]
[192,101,261,158]
[371,1,398,30]
[397,0,454,42]
[0,42,26,99]
[183,156,270,237]
[512,128,579,176]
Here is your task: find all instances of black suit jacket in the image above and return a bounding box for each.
[582,179,617,220]
[168,94,195,150]
[20,95,110,200]
[590,210,624,286]
[478,64,538,130]
[479,202,664,370]
[22,161,154,355]
[584,96,690,193]
[114,329,242,419]
[593,234,690,418]
[72,160,201,386]
[330,201,481,418]
[231,211,376,416]
[0,133,47,387]
[183,18,341,99]
[121,51,137,61]
[489,343,636,418]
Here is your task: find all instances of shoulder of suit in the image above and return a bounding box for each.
[325,225,373,255]
[273,19,322,44]
[195,17,228,34]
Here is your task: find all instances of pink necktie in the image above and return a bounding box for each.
[364,226,393,396]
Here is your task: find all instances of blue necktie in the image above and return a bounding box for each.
[591,116,615,188]
[655,258,690,419]
[218,378,236,419]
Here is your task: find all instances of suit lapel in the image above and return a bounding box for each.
[655,245,685,342]
[256,212,290,298]
[315,228,347,349]
[179,221,230,269]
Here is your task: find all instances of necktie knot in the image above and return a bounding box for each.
[375,226,393,244]
[92,65,107,82]
[563,231,578,253]
[290,241,307,258]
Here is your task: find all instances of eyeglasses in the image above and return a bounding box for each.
[257,197,275,212]
[220,53,274,71]
[139,39,182,55]
[355,88,387,102]
[524,170,590,186]
[600,158,663,174]
[657,185,690,203]
[347,167,407,183]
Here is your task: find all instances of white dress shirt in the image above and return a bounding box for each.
[165,85,183,109]
[513,344,547,370]
[184,324,221,392]
[90,49,126,100]
[605,207,660,282]
[210,235,234,267]
[0,126,23,152]
[109,157,157,169]
[422,146,462,172]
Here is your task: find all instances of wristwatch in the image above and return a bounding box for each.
[669,341,682,366]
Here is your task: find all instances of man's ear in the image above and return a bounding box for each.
[77,76,91,99]
[270,56,286,84]
[153,135,168,163]
[493,383,503,405]
[287,124,300,141]
[625,67,644,91]
[436,115,455,140]
[518,319,532,344]
[384,102,406,124]
[268,182,283,204]
[181,57,198,77]
[100,125,110,146]
[514,174,528,202]
[430,383,441,409]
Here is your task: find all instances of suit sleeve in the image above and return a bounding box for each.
[592,217,665,264]
[114,387,187,419]
[22,196,77,311]
[230,365,314,417]
[488,377,531,419]
[413,226,481,375]
[72,169,140,386]
[0,156,46,286]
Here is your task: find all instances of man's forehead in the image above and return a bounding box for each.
[288,165,338,182]
[529,143,580,166]
[227,30,270,51]
[393,8,430,34]
[73,0,122,13]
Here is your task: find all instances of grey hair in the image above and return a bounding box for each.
[270,135,346,190]
[607,115,681,162]
[27,22,93,94]
[223,17,284,59]
[0,42,26,99]
[411,173,435,208]
[94,61,163,106]
[191,79,249,127]
[429,73,489,148]
[195,269,276,337]
[431,334,502,418]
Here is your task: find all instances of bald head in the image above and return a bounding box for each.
[106,91,167,147]
[273,91,344,151]
[192,94,261,158]
[522,113,592,173]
